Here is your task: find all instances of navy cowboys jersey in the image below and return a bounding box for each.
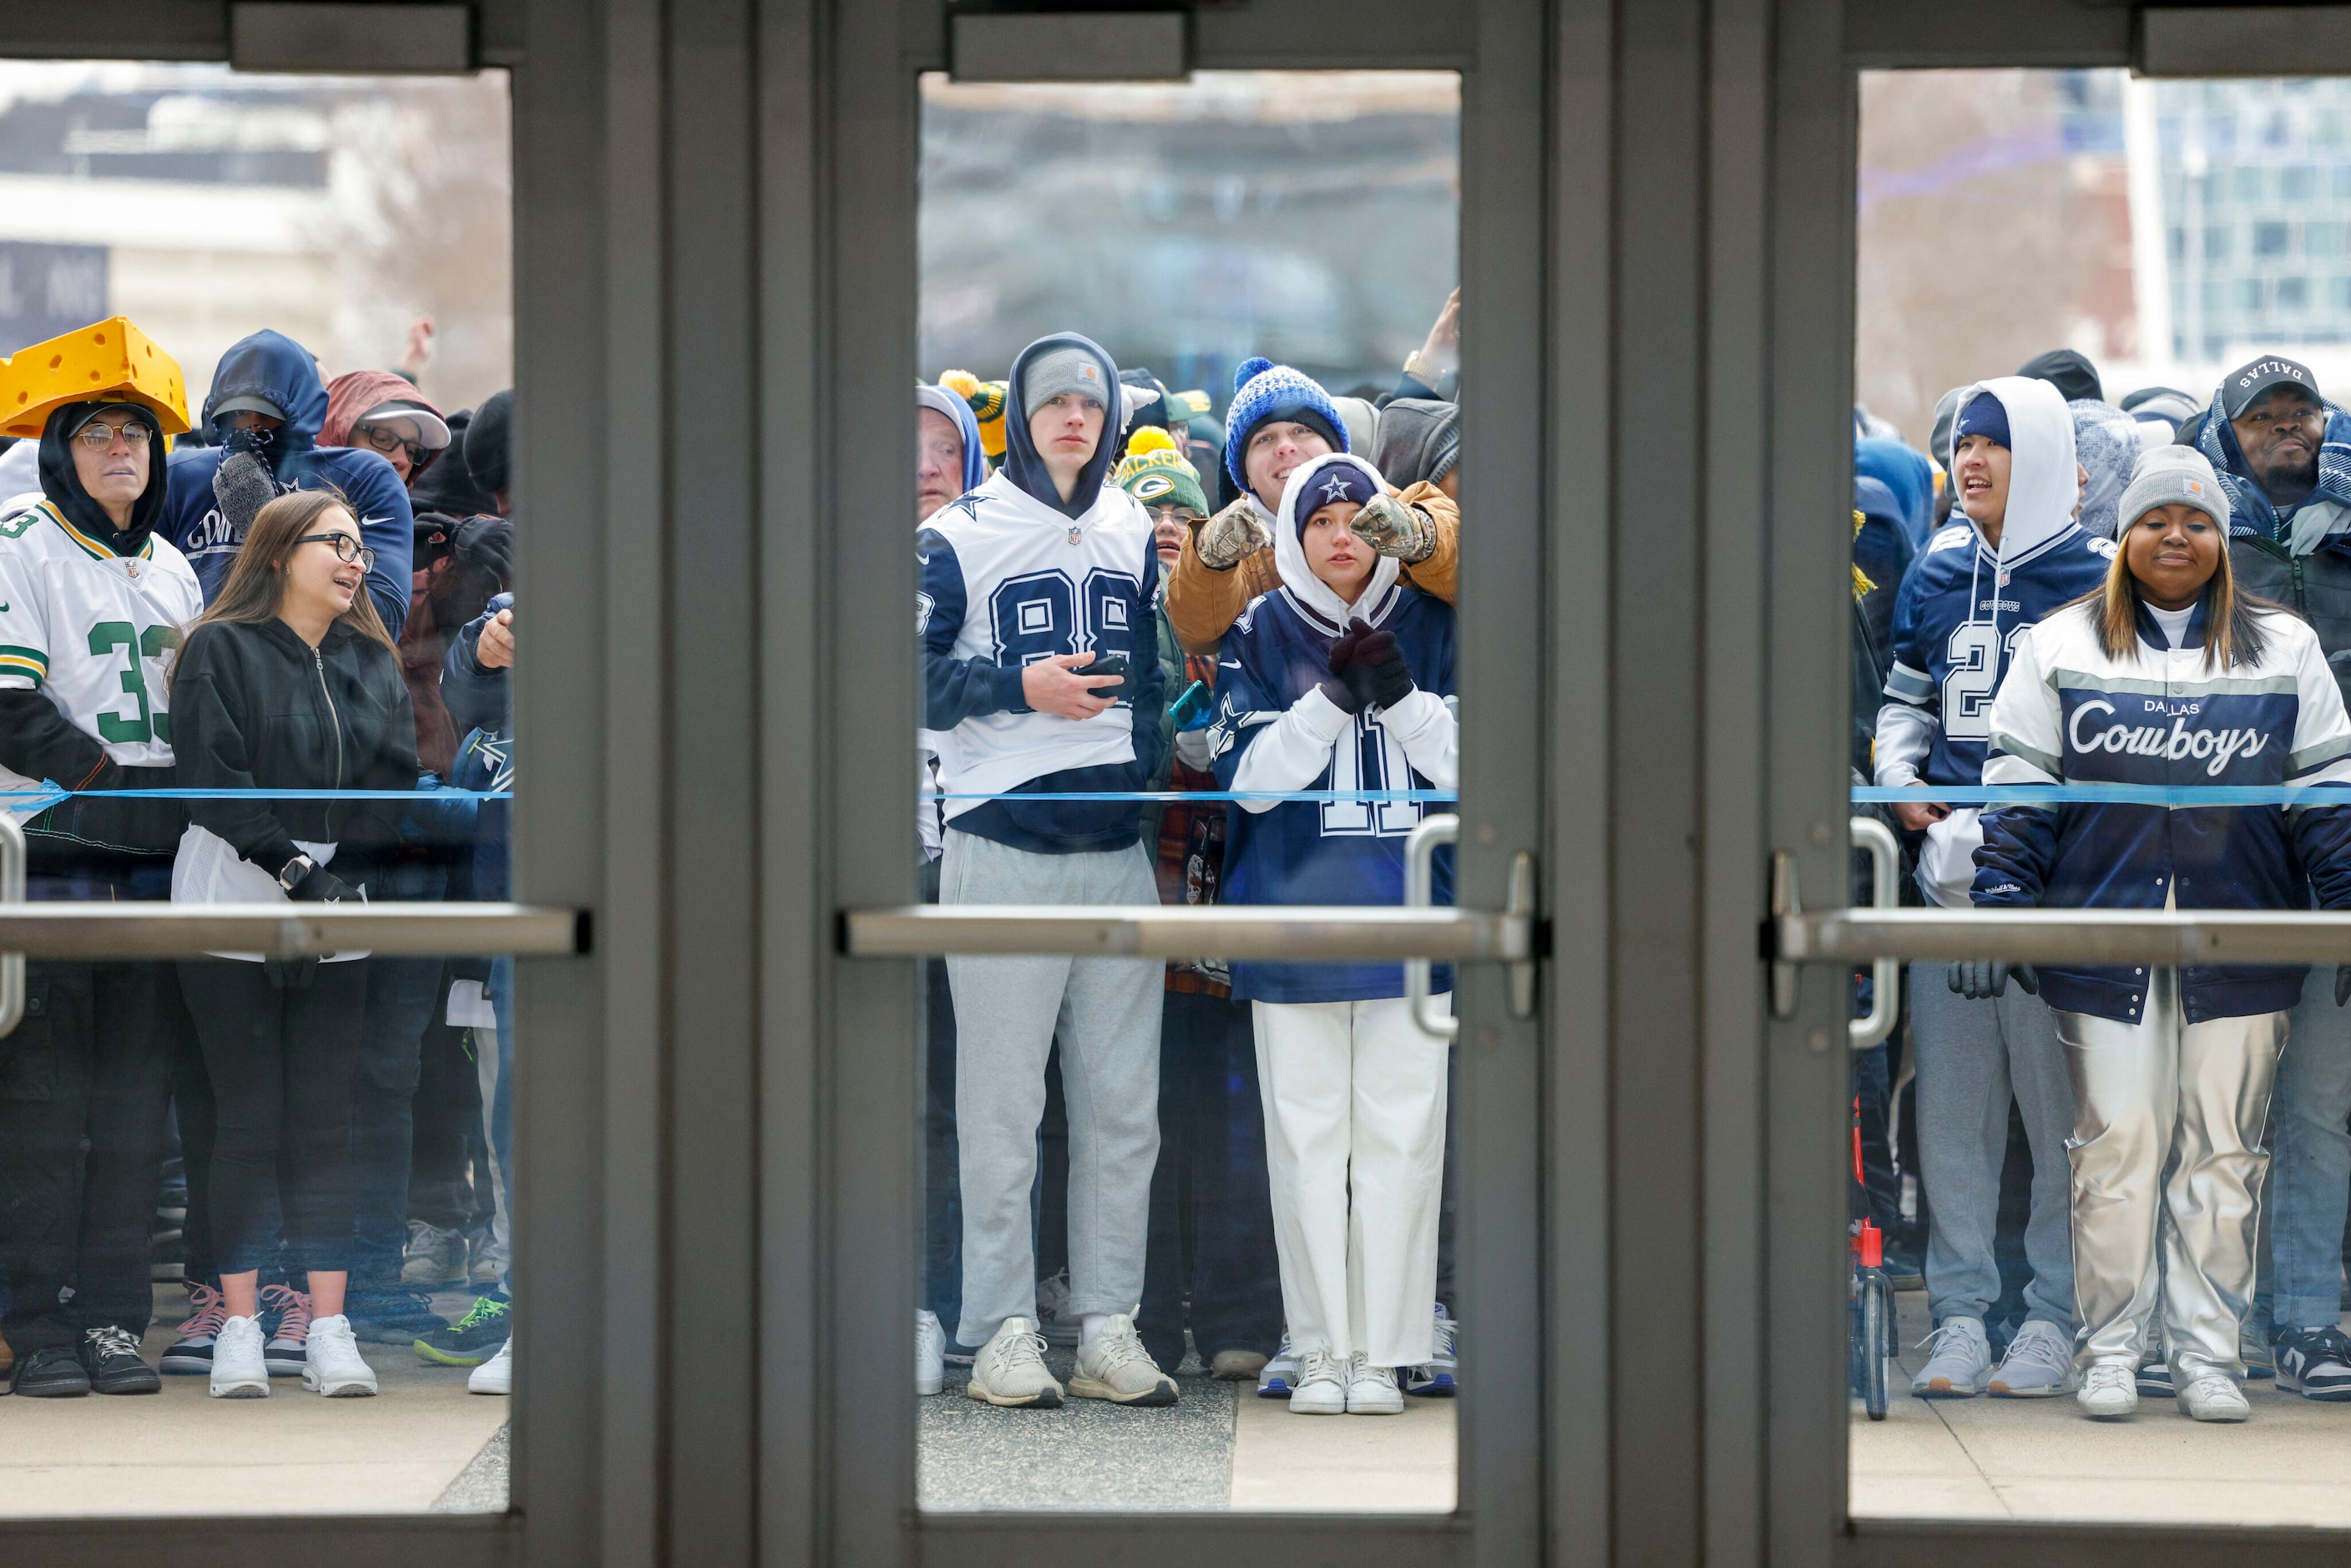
[1883,518,2117,788]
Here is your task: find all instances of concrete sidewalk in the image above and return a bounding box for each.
[0,1287,508,1517]
[1852,1287,2351,1526]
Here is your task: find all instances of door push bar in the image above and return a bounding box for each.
[0,816,588,1038]
[1772,816,2351,1022]
[841,815,1543,1040]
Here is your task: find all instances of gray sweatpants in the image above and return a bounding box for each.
[1909,961,2078,1329]
[942,828,1164,1348]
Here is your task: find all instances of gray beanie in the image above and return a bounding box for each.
[2117,444,2229,534]
[1021,346,1107,413]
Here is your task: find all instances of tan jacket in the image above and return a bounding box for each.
[1162,480,1459,655]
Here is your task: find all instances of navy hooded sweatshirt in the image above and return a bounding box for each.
[163,330,414,635]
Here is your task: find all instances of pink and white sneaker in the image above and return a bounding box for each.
[160,1282,229,1375]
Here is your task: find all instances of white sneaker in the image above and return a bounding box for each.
[2178,1370,2252,1423]
[1069,1313,1177,1406]
[1989,1320,2075,1397]
[469,1338,513,1395]
[2077,1358,2137,1419]
[208,1313,270,1399]
[1287,1347,1347,1414]
[1256,1330,1302,1399]
[916,1309,946,1397]
[301,1314,378,1397]
[1909,1315,1993,1398]
[1346,1354,1404,1414]
[967,1317,1062,1408]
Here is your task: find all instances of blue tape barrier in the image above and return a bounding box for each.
[1852,784,2351,807]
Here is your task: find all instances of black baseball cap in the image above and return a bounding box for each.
[2221,355,2323,420]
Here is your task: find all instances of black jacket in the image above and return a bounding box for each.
[171,617,419,884]
[2230,534,2351,714]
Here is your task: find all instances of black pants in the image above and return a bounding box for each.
[408,1019,491,1233]
[178,960,367,1277]
[1138,988,1285,1369]
[351,956,452,1288]
[0,961,177,1353]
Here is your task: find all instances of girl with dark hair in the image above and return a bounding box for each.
[169,488,419,1399]
[1970,445,2351,1424]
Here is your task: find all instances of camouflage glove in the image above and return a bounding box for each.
[1196,496,1272,570]
[1350,492,1437,564]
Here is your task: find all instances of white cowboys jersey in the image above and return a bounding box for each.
[0,498,203,817]
[918,468,1160,819]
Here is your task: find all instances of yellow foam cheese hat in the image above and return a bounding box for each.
[0,316,190,441]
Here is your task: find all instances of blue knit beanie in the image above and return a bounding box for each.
[1223,356,1348,494]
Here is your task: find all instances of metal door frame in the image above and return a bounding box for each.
[794,2,1556,1564]
[1762,4,2351,1565]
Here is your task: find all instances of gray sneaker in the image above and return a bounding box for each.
[1909,1315,1993,1398]
[1068,1313,1177,1407]
[1989,1319,2075,1397]
[968,1317,1062,1409]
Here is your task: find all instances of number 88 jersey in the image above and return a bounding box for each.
[0,498,204,807]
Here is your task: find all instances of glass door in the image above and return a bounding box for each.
[1769,6,2351,1563]
[810,1,1552,1562]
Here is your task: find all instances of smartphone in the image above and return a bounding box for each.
[1085,653,1130,689]
[1167,679,1212,729]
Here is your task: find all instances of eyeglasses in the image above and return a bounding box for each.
[293,532,377,572]
[73,420,152,450]
[351,423,427,465]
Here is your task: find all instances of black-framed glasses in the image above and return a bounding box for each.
[351,423,428,465]
[294,532,377,572]
[73,419,152,450]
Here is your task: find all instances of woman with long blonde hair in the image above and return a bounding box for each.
[169,488,418,1399]
[1970,445,2351,1424]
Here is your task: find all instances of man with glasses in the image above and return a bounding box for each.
[323,371,453,489]
[0,320,205,1396]
[162,329,414,635]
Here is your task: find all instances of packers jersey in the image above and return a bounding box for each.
[0,498,203,810]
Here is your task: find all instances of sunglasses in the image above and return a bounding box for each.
[352,423,429,465]
[294,532,377,572]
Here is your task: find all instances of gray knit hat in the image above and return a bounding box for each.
[2117,444,2229,534]
[1021,346,1108,412]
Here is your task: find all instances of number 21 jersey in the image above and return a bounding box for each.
[0,498,204,814]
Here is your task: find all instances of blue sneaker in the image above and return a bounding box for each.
[1406,1302,1459,1397]
[1256,1331,1300,1398]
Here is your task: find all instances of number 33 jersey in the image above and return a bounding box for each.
[0,498,204,804]
[918,468,1161,822]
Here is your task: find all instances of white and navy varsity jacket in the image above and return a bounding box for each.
[1973,594,2351,1024]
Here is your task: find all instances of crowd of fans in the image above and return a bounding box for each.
[1861,346,2351,1423]
[0,313,518,1402]
[913,294,1465,1415]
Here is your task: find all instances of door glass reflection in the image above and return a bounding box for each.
[1853,65,2351,1526]
[914,68,1463,1512]
[0,59,515,1516]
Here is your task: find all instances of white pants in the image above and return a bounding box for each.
[2055,966,2287,1380]
[1252,994,1449,1366]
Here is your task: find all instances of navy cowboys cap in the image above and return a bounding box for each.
[2221,355,2323,421]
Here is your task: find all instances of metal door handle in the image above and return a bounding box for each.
[0,814,24,1036]
[842,902,1529,961]
[1405,814,1459,1041]
[1849,816,1898,1050]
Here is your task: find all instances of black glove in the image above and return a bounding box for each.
[450,516,514,592]
[1949,960,2038,1001]
[1354,629,1415,710]
[2336,964,2350,1007]
[265,954,321,991]
[1318,621,1372,715]
[285,860,361,904]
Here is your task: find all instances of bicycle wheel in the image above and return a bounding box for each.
[1859,1272,1890,1420]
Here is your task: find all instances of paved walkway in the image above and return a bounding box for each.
[0,1287,508,1517]
[919,1345,1457,1512]
[1852,1287,2351,1526]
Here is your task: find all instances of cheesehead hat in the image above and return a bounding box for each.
[0,316,189,440]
